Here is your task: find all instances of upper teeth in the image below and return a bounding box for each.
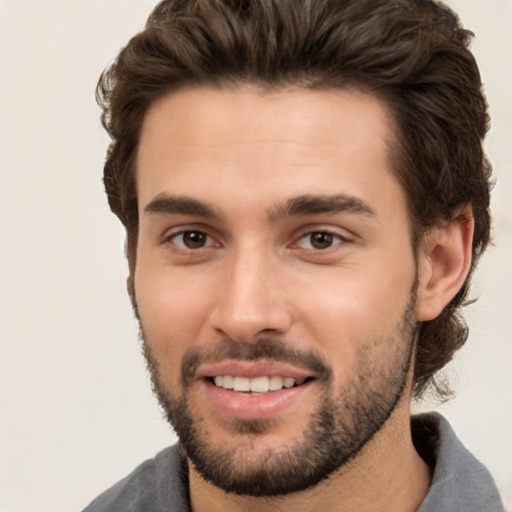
[213,376,304,393]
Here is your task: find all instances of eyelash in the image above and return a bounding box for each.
[294,230,351,251]
[163,228,351,252]
[164,230,218,250]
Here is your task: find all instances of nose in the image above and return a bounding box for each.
[209,248,293,343]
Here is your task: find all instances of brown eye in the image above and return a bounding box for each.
[183,231,207,248]
[309,232,334,249]
[171,231,213,249]
[295,231,346,251]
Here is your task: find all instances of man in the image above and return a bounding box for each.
[84,0,504,510]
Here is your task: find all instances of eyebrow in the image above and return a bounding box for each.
[143,192,376,222]
[268,194,376,221]
[144,194,220,219]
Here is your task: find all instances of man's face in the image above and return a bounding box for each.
[134,87,420,495]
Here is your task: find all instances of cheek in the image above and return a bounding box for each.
[293,261,416,355]
[134,266,214,365]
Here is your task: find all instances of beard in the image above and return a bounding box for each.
[140,287,418,497]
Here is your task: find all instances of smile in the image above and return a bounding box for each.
[211,375,308,393]
[197,360,318,419]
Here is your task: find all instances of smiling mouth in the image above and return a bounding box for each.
[208,375,315,394]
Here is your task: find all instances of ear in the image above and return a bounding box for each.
[126,275,139,319]
[416,207,474,321]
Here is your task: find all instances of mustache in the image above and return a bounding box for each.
[180,337,332,387]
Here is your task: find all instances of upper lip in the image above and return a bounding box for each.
[197,360,314,380]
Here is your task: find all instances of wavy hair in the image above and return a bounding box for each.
[97,0,492,399]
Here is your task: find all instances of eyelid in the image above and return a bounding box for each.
[294,229,350,252]
[292,224,357,245]
[162,226,221,249]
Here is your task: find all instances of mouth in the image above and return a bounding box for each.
[194,359,319,420]
[208,375,314,394]
[196,362,317,421]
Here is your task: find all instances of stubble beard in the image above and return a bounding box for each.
[140,288,418,497]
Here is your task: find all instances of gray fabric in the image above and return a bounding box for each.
[82,444,190,512]
[82,413,503,511]
[414,413,504,512]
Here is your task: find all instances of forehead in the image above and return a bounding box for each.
[136,86,402,216]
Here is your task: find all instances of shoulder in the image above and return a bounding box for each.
[81,444,190,512]
[413,413,504,512]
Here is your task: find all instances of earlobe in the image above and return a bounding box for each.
[416,207,474,321]
[126,275,134,300]
[127,275,139,318]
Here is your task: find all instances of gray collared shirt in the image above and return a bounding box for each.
[414,413,504,512]
[82,412,504,511]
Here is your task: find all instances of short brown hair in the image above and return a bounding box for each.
[97,0,492,399]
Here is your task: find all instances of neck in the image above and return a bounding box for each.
[188,395,432,512]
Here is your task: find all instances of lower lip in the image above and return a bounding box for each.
[202,379,314,420]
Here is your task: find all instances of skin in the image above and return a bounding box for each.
[132,86,473,512]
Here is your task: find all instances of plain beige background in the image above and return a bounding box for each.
[0,1,510,511]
